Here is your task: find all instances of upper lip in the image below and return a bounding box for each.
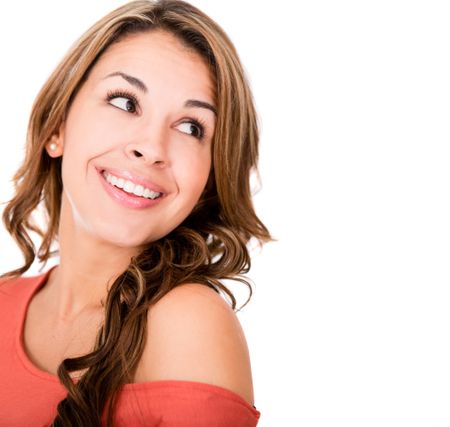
[96,166,167,194]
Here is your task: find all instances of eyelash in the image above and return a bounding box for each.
[184,117,207,141]
[105,89,207,141]
[106,89,139,114]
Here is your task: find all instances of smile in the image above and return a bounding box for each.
[102,170,162,200]
[97,168,165,210]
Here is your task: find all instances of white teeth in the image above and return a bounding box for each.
[123,181,134,193]
[102,171,162,200]
[133,185,144,197]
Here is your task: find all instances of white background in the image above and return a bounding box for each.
[1,1,450,426]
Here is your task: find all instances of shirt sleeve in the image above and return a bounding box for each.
[107,380,261,427]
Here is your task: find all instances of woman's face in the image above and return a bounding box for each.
[49,30,216,249]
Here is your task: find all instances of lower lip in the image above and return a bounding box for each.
[97,169,164,209]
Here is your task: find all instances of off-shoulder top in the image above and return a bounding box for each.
[0,266,260,426]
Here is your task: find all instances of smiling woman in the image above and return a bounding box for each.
[0,1,271,426]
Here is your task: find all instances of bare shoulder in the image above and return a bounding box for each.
[135,283,255,406]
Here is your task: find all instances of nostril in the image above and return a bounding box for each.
[133,150,143,158]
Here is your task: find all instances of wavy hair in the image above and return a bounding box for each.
[0,0,272,425]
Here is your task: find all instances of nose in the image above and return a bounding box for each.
[124,124,169,168]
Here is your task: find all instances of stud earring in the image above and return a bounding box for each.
[49,142,58,151]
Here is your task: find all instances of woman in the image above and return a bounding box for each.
[0,0,271,425]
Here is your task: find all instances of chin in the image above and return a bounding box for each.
[90,222,152,250]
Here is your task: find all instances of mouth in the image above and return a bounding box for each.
[96,167,165,209]
[100,169,163,200]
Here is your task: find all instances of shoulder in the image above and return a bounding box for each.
[135,283,255,406]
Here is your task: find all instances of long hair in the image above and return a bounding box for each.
[1,0,272,425]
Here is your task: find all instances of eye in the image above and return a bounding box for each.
[176,120,205,140]
[110,97,136,113]
[106,90,138,114]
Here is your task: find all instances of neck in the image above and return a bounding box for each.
[45,194,143,322]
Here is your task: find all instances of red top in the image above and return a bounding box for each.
[0,267,261,426]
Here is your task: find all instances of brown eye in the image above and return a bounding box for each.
[109,96,137,113]
[177,121,204,140]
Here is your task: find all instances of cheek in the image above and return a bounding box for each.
[175,149,211,196]
[64,104,117,155]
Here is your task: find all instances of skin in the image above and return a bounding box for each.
[29,29,255,405]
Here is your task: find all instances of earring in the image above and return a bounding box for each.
[49,142,58,151]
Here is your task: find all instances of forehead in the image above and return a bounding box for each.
[87,30,216,101]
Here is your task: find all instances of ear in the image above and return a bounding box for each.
[45,123,65,158]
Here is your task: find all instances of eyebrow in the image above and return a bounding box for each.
[104,71,148,93]
[184,99,217,116]
[103,71,217,116]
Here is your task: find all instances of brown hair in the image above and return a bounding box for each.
[1,0,272,425]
